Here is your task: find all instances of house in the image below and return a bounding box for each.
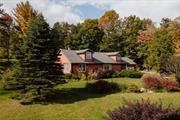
[57,49,136,73]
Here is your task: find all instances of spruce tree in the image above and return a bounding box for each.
[15,14,62,97]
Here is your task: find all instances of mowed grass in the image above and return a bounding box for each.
[0,78,180,120]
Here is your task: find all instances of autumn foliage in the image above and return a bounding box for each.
[142,74,180,92]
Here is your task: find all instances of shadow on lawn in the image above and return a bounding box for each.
[41,88,115,104]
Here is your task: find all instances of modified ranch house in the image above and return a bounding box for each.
[57,49,136,73]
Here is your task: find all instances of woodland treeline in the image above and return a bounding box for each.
[0,1,180,71]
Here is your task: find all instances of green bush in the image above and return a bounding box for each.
[119,69,143,78]
[72,72,82,80]
[85,80,121,93]
[64,73,73,80]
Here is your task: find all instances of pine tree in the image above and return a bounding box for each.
[15,14,63,97]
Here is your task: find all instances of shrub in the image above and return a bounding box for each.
[105,99,180,120]
[161,80,180,92]
[126,84,139,92]
[112,71,120,78]
[142,74,163,90]
[85,80,121,93]
[142,74,180,92]
[119,69,143,78]
[64,73,73,80]
[87,71,99,80]
[72,70,101,80]
[75,72,83,80]
[175,72,180,84]
[96,70,114,79]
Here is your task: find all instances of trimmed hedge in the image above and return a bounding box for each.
[118,69,143,78]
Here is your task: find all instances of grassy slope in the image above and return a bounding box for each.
[0,78,180,120]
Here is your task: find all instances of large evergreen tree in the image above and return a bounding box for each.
[15,14,63,97]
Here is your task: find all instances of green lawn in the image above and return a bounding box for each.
[0,78,180,120]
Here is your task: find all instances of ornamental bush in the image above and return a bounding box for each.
[105,99,180,120]
[161,80,179,92]
[85,80,122,93]
[142,74,163,89]
[142,74,180,92]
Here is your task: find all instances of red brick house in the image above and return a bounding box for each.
[57,49,136,73]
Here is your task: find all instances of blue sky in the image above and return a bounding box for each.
[1,0,180,26]
[74,4,105,20]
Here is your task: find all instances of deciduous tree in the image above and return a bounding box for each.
[0,4,13,61]
[148,28,175,71]
[13,1,37,35]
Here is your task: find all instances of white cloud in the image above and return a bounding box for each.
[1,0,82,25]
[109,0,180,24]
[1,0,180,26]
[63,0,180,24]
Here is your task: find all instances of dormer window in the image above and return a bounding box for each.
[86,51,92,59]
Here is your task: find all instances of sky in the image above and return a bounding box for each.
[1,0,180,26]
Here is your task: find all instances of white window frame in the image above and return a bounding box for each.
[86,51,92,59]
[103,64,112,71]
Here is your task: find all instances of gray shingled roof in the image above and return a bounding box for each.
[61,49,84,63]
[104,52,120,56]
[75,49,93,54]
[93,52,118,63]
[60,49,136,65]
[121,57,136,65]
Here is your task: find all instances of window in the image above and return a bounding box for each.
[63,64,68,72]
[86,51,92,59]
[103,64,112,71]
[79,64,86,71]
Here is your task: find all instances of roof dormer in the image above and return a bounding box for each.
[76,49,93,62]
[105,52,122,62]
